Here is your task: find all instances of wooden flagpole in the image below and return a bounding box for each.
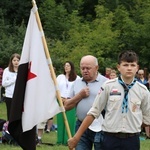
[31,0,73,149]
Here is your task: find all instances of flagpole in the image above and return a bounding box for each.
[31,0,73,148]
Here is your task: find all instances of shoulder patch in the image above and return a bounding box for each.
[105,78,117,84]
[98,87,104,94]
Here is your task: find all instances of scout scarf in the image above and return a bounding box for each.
[118,76,137,113]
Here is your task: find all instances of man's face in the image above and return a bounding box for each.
[80,62,98,82]
[117,61,139,79]
[138,70,144,79]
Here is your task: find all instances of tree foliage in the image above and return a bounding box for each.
[0,0,150,75]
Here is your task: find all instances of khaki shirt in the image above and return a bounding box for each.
[88,78,150,133]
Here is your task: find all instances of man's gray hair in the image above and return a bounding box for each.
[81,55,98,65]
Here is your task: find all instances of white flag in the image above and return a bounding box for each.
[20,8,61,132]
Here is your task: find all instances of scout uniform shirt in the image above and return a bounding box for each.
[88,78,150,133]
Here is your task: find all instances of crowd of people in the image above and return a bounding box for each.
[67,50,150,150]
[0,50,150,149]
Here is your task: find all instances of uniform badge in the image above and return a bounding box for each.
[98,87,104,94]
[110,88,121,95]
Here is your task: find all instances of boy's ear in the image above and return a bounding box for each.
[116,64,120,72]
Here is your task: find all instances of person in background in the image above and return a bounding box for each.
[109,69,117,79]
[68,50,150,150]
[36,121,47,146]
[2,53,20,120]
[57,61,80,145]
[64,55,108,150]
[45,118,54,133]
[137,69,150,139]
[145,73,150,139]
[137,69,149,89]
[36,118,54,146]
[105,67,111,79]
[0,67,3,102]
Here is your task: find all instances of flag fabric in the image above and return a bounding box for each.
[8,8,61,150]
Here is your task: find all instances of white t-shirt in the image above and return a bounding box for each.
[57,74,80,98]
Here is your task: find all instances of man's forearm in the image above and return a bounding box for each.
[64,93,83,110]
[64,87,89,110]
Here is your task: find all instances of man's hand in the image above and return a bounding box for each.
[79,86,90,98]
[63,86,90,110]
[68,136,79,149]
[61,97,67,104]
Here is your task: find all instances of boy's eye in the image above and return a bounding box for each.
[123,64,128,66]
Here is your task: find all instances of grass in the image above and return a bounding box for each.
[0,102,68,150]
[0,102,150,150]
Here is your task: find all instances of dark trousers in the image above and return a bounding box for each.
[103,132,140,150]
[75,120,103,150]
[5,97,12,120]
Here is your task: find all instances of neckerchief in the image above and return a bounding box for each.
[118,76,137,113]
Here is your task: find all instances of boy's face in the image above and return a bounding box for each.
[117,61,139,79]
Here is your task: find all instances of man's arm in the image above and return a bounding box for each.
[64,87,89,110]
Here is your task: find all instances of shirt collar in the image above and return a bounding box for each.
[81,73,100,84]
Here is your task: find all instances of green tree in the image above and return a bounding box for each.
[49,6,119,74]
[1,0,150,73]
[0,9,25,68]
[0,0,43,25]
[39,0,70,40]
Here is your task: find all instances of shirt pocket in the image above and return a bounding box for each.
[107,95,121,111]
[130,99,141,112]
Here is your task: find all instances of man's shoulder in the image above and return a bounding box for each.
[98,73,109,81]
[75,77,83,82]
[73,78,85,89]
[105,78,118,84]
[136,81,148,90]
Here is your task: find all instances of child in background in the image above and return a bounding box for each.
[109,69,117,79]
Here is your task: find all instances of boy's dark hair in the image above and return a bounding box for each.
[118,50,139,64]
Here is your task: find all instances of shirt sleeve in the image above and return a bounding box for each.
[141,89,150,125]
[2,68,16,87]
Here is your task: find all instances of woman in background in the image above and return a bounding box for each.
[2,53,20,120]
[57,61,80,145]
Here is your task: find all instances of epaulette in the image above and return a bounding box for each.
[105,78,117,84]
[136,81,148,90]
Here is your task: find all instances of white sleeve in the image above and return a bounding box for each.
[2,69,16,87]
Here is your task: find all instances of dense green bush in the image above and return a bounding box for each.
[0,0,150,74]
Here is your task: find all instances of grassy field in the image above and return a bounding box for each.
[0,102,150,150]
